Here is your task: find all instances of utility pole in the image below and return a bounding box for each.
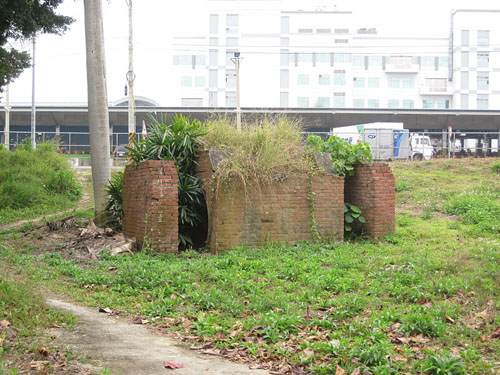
[84,0,111,224]
[231,52,241,130]
[4,84,9,150]
[31,35,36,149]
[125,0,136,143]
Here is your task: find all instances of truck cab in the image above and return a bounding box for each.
[410,134,434,160]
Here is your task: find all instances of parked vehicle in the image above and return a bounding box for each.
[330,122,434,161]
[113,144,129,158]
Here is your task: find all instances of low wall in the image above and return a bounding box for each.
[196,151,344,250]
[345,163,395,239]
[122,160,178,252]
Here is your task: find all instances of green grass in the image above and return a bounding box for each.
[0,158,499,374]
[0,143,82,225]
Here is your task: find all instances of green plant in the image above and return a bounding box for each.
[126,114,207,248]
[344,203,366,235]
[105,171,123,229]
[306,135,372,176]
[491,161,500,174]
[421,353,465,375]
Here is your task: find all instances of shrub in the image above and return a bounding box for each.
[491,161,500,174]
[105,171,124,229]
[344,202,366,236]
[305,134,372,176]
[421,353,465,375]
[126,114,207,248]
[0,142,81,210]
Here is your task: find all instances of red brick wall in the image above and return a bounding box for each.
[122,161,178,252]
[345,163,395,239]
[196,151,344,250]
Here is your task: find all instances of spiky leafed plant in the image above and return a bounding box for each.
[126,114,207,248]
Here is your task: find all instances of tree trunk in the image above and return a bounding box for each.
[83,0,111,224]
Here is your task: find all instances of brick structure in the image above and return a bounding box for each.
[345,163,395,239]
[122,160,178,252]
[195,150,344,250]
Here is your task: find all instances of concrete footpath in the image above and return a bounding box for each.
[46,298,269,375]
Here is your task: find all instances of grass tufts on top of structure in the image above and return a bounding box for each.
[201,116,311,186]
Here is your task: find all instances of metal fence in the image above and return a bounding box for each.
[1,130,500,159]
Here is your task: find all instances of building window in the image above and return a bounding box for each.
[461,94,469,109]
[226,37,238,46]
[334,70,346,85]
[280,50,289,66]
[478,52,489,68]
[317,53,329,63]
[422,56,434,67]
[226,50,238,65]
[389,56,412,67]
[280,92,289,107]
[352,55,364,66]
[461,51,469,67]
[209,37,218,46]
[297,74,309,85]
[353,99,364,108]
[297,97,309,107]
[333,92,345,108]
[298,28,313,33]
[402,100,414,109]
[425,78,447,92]
[477,94,489,109]
[402,77,414,88]
[226,92,237,107]
[367,99,379,108]
[209,14,219,34]
[280,69,289,89]
[334,28,349,34]
[353,77,365,88]
[209,92,218,107]
[461,30,469,47]
[280,37,289,46]
[368,56,382,67]
[195,55,206,66]
[209,70,218,88]
[477,72,489,90]
[388,77,400,88]
[423,100,435,109]
[461,71,469,90]
[478,30,489,46]
[438,56,448,68]
[316,97,330,107]
[317,28,331,33]
[173,55,192,65]
[226,14,238,34]
[319,74,330,85]
[226,70,236,88]
[180,76,192,87]
[436,100,449,109]
[335,39,348,44]
[368,77,379,88]
[388,99,399,108]
[281,16,290,33]
[195,76,205,87]
[334,53,348,63]
[209,50,218,65]
[298,53,313,63]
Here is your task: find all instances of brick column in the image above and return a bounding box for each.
[122,160,178,252]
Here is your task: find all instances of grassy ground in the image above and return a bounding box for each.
[1,158,499,374]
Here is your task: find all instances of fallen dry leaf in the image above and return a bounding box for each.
[351,368,361,375]
[490,327,500,339]
[336,364,346,375]
[163,361,183,369]
[393,354,408,362]
[99,307,113,314]
[189,343,213,350]
[0,319,10,327]
[38,347,51,356]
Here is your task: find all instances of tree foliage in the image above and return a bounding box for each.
[0,0,73,92]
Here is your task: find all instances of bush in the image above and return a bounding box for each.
[105,171,124,229]
[491,161,500,174]
[305,135,372,176]
[0,142,81,210]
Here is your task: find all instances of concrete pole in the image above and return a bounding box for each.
[84,0,111,223]
[4,84,9,150]
[126,0,136,142]
[31,36,36,149]
[232,52,241,130]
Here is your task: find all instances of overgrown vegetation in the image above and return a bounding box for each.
[0,142,81,225]
[201,116,310,186]
[305,134,373,176]
[104,171,124,229]
[1,158,500,374]
[126,114,207,248]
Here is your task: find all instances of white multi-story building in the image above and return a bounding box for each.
[169,2,499,110]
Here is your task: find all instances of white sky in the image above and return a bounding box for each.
[4,0,499,105]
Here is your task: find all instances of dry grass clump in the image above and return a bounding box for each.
[201,116,311,186]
